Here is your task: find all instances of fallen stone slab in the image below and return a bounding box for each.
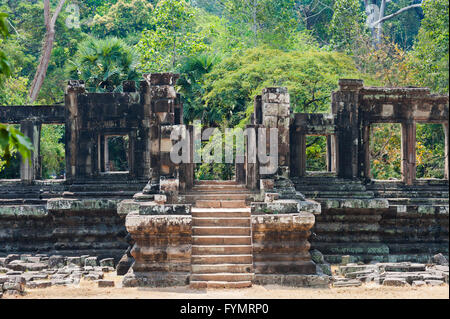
[5,254,20,265]
[48,256,66,269]
[379,263,426,272]
[383,272,429,284]
[339,264,378,276]
[51,279,72,286]
[97,280,115,287]
[3,281,24,292]
[22,272,49,282]
[45,269,57,275]
[333,279,362,287]
[25,257,42,263]
[84,257,98,267]
[0,258,6,267]
[101,266,115,273]
[20,254,32,261]
[425,280,445,286]
[67,257,82,268]
[26,263,48,271]
[382,278,408,286]
[83,272,104,280]
[344,270,377,279]
[6,271,23,276]
[412,280,426,287]
[3,276,26,292]
[6,260,28,271]
[26,281,52,289]
[422,274,446,282]
[50,274,69,280]
[99,258,114,268]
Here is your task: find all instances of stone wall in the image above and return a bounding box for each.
[0,199,128,260]
[311,206,449,264]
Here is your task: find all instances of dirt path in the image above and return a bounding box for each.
[3,273,448,299]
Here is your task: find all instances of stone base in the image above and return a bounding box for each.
[253,274,330,288]
[122,270,190,287]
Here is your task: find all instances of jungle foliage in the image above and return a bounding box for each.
[0,0,448,180]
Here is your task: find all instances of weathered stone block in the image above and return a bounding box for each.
[98,280,115,287]
[84,257,98,267]
[99,258,114,268]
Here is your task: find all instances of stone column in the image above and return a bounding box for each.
[401,122,416,185]
[65,80,86,182]
[333,79,364,179]
[362,125,371,179]
[444,122,449,180]
[261,87,291,178]
[20,119,41,183]
[246,124,259,190]
[290,131,306,177]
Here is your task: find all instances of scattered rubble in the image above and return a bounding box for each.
[0,253,117,298]
[332,254,449,288]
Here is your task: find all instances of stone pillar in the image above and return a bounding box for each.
[254,95,262,125]
[362,125,371,179]
[444,122,449,180]
[20,119,41,183]
[246,124,259,190]
[143,73,182,200]
[261,87,291,178]
[401,122,416,185]
[65,80,86,182]
[290,131,306,177]
[141,73,180,195]
[333,79,364,179]
[235,162,246,184]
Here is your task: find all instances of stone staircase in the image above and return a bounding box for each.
[188,181,255,289]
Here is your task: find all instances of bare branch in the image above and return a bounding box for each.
[50,0,67,29]
[371,3,422,27]
[43,0,50,29]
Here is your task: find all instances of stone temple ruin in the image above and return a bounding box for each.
[0,74,448,289]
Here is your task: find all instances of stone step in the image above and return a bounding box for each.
[192,254,253,264]
[192,245,252,255]
[191,207,251,218]
[194,180,239,185]
[300,191,374,198]
[68,184,144,192]
[192,226,251,236]
[191,194,250,201]
[191,263,253,274]
[192,217,251,227]
[190,273,254,282]
[189,280,252,289]
[295,184,366,191]
[192,184,248,191]
[190,189,252,194]
[195,199,247,208]
[193,236,252,245]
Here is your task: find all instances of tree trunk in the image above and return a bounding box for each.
[28,0,66,104]
[252,0,258,47]
[376,0,386,43]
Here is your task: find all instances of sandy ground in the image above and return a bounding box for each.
[2,272,448,299]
